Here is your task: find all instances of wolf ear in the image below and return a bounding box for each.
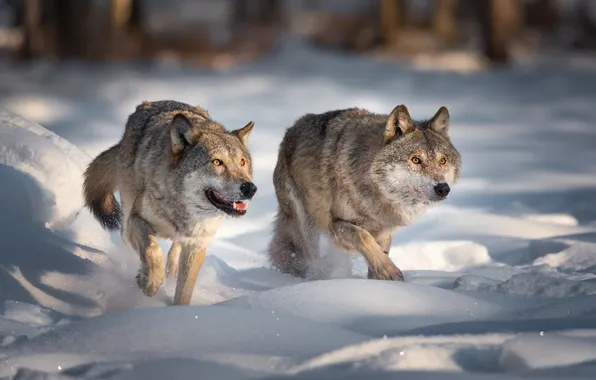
[429,106,450,138]
[385,105,414,143]
[232,121,255,147]
[170,113,200,156]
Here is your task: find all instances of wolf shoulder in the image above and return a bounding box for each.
[280,108,392,169]
[281,108,385,150]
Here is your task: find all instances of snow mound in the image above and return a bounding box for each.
[0,109,121,317]
[389,241,492,272]
[0,109,90,229]
[0,305,369,377]
[496,272,596,297]
[500,330,596,371]
[454,269,596,298]
[287,333,512,374]
[220,279,504,336]
[282,330,596,377]
[521,213,579,227]
[534,241,596,273]
[1,300,64,327]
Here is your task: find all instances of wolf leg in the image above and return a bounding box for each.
[368,233,394,279]
[330,220,403,281]
[123,214,165,296]
[269,168,318,278]
[173,244,206,305]
[268,211,312,278]
[165,241,182,279]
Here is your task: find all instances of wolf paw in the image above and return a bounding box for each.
[368,263,404,281]
[136,271,164,296]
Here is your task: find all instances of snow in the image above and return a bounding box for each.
[501,329,596,371]
[0,109,92,230]
[0,37,596,378]
[221,280,506,337]
[0,305,369,378]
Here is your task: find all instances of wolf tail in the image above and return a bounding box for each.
[83,143,121,230]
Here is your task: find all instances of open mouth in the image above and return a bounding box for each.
[205,189,249,216]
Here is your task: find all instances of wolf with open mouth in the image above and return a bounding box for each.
[83,100,257,305]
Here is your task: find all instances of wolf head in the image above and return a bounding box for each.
[372,105,461,207]
[168,113,257,218]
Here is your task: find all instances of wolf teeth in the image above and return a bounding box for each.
[233,201,248,210]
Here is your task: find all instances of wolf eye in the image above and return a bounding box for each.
[240,158,246,166]
[411,156,421,164]
[439,157,447,165]
[212,159,222,166]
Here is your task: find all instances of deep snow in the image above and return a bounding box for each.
[0,38,596,379]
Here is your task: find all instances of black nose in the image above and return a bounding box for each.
[434,183,450,198]
[240,182,257,198]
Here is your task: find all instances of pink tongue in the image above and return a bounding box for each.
[234,201,247,211]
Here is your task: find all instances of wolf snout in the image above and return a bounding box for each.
[434,183,450,198]
[240,181,257,198]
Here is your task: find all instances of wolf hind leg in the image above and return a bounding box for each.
[123,214,165,296]
[268,210,314,278]
[268,174,318,279]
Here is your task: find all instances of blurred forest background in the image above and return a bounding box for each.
[0,0,594,70]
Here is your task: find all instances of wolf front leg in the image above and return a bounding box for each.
[173,244,207,305]
[330,220,404,281]
[369,233,394,280]
[165,242,182,278]
[124,214,165,296]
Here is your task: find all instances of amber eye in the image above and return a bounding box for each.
[411,156,421,164]
[212,159,222,166]
[240,158,246,167]
[439,157,447,165]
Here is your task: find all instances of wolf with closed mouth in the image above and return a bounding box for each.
[268,104,461,281]
[83,100,257,305]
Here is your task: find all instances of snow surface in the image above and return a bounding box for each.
[0,37,596,378]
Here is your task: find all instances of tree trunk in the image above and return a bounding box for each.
[479,0,521,64]
[258,0,281,26]
[525,0,558,31]
[53,0,92,58]
[233,0,250,27]
[19,0,42,59]
[128,0,143,33]
[379,0,400,45]
[111,0,134,31]
[433,0,460,46]
[576,0,596,49]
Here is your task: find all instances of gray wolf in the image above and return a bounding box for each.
[268,104,461,281]
[83,100,257,305]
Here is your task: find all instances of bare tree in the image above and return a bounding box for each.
[525,0,558,32]
[258,0,281,26]
[19,0,143,61]
[478,0,522,64]
[433,0,460,46]
[379,0,400,46]
[233,0,250,29]
[576,0,596,49]
[52,0,94,58]
[20,0,42,58]
[111,0,133,31]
